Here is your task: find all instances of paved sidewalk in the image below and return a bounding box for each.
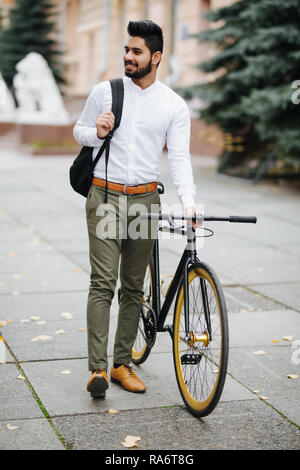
[0,148,299,450]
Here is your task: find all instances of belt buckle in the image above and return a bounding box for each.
[123,184,128,194]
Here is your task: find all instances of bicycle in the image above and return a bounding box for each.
[131,183,257,418]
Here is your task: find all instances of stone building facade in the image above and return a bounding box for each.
[0,0,236,155]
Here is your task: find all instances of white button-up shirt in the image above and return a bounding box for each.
[73,76,196,208]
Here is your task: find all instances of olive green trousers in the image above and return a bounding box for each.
[85,184,160,371]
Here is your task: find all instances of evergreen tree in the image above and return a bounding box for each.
[0,0,65,94]
[187,0,300,177]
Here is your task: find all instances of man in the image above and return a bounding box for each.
[73,20,196,398]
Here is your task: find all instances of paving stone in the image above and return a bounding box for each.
[0,269,89,295]
[2,318,89,362]
[0,418,64,450]
[228,346,300,426]
[0,251,87,275]
[0,291,88,322]
[52,401,300,450]
[0,363,44,421]
[248,283,300,312]
[227,309,300,348]
[21,354,253,418]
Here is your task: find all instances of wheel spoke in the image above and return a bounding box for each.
[173,264,228,416]
[132,262,154,364]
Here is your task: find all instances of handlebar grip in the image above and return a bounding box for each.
[229,216,257,224]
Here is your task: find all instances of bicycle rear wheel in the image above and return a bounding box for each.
[173,262,229,417]
[132,257,156,364]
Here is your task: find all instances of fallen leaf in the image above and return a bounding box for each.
[121,435,141,448]
[55,329,66,335]
[259,396,268,401]
[282,336,294,342]
[253,350,267,355]
[61,370,71,375]
[61,312,73,320]
[29,237,40,247]
[31,335,53,342]
[16,375,25,381]
[30,316,40,321]
[37,321,46,325]
[73,268,81,273]
[272,340,279,343]
[252,390,260,394]
[6,424,19,430]
[108,409,120,414]
[287,374,298,379]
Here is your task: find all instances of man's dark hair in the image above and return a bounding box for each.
[127,20,164,56]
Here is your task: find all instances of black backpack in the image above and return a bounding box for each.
[69,78,124,202]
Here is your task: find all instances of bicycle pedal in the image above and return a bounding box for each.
[181,353,202,365]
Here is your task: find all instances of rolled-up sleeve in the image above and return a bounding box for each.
[166,100,196,208]
[73,85,104,147]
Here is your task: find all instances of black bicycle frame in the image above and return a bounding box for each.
[151,235,199,335]
[144,211,256,339]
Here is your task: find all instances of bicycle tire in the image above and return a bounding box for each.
[132,256,155,364]
[173,261,229,417]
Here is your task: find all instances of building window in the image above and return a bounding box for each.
[202,0,211,8]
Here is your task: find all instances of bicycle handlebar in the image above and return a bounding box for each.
[205,215,257,224]
[140,213,257,224]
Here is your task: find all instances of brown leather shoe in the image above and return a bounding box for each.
[87,369,109,398]
[110,365,146,393]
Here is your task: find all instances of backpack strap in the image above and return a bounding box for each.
[110,78,124,131]
[92,78,124,203]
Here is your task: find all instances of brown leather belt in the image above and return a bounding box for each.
[92,177,157,195]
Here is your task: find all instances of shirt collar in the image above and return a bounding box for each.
[126,76,159,95]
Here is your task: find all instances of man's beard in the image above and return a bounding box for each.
[124,58,152,79]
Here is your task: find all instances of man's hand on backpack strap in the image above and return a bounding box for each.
[96,111,115,139]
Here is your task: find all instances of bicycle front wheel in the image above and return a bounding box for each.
[173,262,229,418]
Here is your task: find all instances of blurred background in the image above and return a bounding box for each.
[0,0,230,160]
[0,0,299,183]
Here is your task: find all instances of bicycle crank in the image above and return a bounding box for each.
[142,307,157,347]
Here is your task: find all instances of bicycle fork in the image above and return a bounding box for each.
[184,226,212,348]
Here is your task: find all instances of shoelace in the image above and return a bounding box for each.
[123,365,135,376]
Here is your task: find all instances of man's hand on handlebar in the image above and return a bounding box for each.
[184,207,203,229]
